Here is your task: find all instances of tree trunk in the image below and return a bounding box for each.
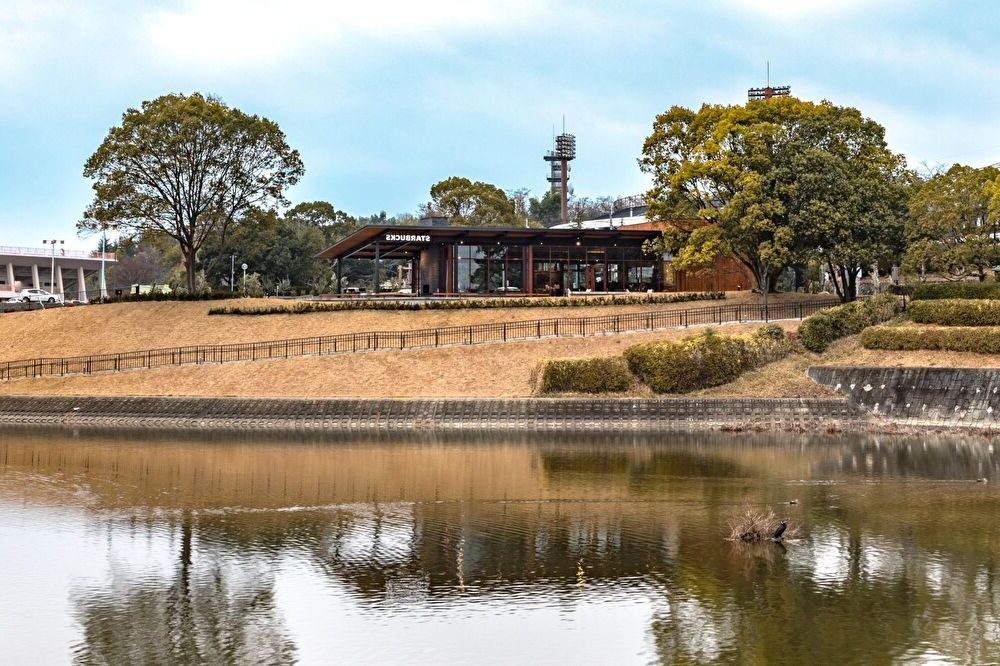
[184,247,197,292]
[826,257,846,302]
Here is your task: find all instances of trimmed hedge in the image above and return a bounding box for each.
[911,282,1000,301]
[622,325,794,394]
[208,292,725,315]
[536,357,633,394]
[908,299,1000,326]
[797,294,900,353]
[96,291,244,303]
[861,325,1000,354]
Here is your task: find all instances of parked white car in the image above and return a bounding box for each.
[19,288,63,304]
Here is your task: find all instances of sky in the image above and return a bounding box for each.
[2,0,1000,250]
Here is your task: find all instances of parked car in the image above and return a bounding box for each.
[397,286,413,295]
[343,287,362,294]
[19,288,62,304]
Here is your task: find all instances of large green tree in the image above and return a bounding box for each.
[79,93,304,291]
[640,98,909,302]
[428,176,517,227]
[904,164,1000,281]
[201,208,328,293]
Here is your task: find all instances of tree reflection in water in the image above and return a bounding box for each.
[70,511,296,665]
[1,428,999,663]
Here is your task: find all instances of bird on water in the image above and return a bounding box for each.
[770,520,788,542]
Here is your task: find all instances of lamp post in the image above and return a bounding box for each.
[230,255,237,292]
[241,262,248,294]
[44,239,64,295]
[99,225,109,300]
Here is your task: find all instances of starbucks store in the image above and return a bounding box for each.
[316,223,665,295]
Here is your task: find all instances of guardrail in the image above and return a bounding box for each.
[0,298,842,382]
[0,246,115,261]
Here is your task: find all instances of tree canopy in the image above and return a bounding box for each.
[640,97,910,301]
[427,176,517,227]
[904,164,1000,281]
[79,93,304,291]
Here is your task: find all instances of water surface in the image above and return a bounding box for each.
[2,429,999,664]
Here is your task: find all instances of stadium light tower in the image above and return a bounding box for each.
[748,61,790,101]
[544,120,576,226]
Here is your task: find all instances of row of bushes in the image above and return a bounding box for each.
[907,299,1000,327]
[861,325,1000,354]
[208,292,725,315]
[911,282,1000,301]
[95,290,245,303]
[537,325,794,394]
[797,294,901,353]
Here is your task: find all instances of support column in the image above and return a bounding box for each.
[55,265,64,296]
[31,264,40,289]
[525,246,533,295]
[336,258,342,294]
[374,242,381,294]
[5,263,13,293]
[77,266,87,302]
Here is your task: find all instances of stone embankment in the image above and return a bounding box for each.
[808,366,1000,428]
[0,395,858,433]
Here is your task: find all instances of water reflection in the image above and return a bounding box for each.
[2,428,999,664]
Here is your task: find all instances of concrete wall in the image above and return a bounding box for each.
[808,366,1000,427]
[0,395,859,433]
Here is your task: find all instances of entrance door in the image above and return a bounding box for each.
[585,263,606,292]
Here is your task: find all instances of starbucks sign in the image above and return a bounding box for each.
[385,233,431,243]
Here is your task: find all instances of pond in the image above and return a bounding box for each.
[1,428,998,664]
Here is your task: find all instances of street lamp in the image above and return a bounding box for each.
[98,224,110,300]
[44,239,64,295]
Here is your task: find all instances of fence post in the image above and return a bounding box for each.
[798,303,803,319]
[764,304,769,322]
[435,330,439,347]
[684,311,688,328]
[503,323,507,341]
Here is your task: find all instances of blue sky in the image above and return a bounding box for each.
[3,0,1000,250]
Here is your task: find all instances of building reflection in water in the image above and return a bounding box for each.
[1,428,999,664]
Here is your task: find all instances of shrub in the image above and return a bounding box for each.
[861,325,1000,354]
[95,290,242,303]
[911,282,1000,301]
[207,291,725,315]
[536,357,633,394]
[623,326,794,394]
[797,294,900,353]
[907,299,1000,326]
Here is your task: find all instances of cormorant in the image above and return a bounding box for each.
[771,520,788,542]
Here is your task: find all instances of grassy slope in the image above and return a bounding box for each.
[0,291,819,362]
[0,321,797,398]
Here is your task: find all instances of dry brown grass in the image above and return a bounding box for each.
[0,291,822,363]
[727,505,799,543]
[0,321,797,398]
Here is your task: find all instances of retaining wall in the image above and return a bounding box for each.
[0,395,859,433]
[808,366,1000,427]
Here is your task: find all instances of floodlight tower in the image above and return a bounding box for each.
[544,126,576,226]
[748,61,790,101]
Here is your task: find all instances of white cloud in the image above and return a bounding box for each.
[144,0,546,69]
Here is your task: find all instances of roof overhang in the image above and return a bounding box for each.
[316,224,662,261]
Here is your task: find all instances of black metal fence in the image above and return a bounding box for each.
[0,298,842,382]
